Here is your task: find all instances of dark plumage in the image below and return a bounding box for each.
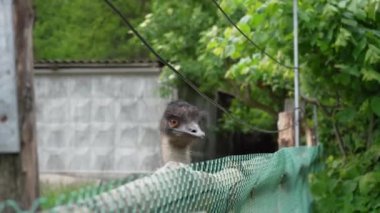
[160,100,205,164]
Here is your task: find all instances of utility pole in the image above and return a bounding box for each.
[0,0,39,209]
[279,0,300,148]
[293,0,300,147]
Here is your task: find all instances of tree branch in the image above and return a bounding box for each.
[332,120,347,157]
[366,113,374,149]
[301,95,343,109]
[243,88,278,117]
[219,83,278,117]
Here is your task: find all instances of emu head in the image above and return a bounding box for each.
[160,100,205,148]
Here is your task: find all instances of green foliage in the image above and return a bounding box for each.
[297,0,380,154]
[220,99,275,133]
[139,0,221,88]
[370,97,380,117]
[140,0,295,132]
[141,2,380,210]
[141,0,380,153]
[310,145,380,212]
[33,0,380,210]
[33,0,150,59]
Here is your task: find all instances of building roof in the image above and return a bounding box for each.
[34,59,163,74]
[34,59,163,69]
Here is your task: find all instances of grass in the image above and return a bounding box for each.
[38,173,148,210]
[39,181,97,209]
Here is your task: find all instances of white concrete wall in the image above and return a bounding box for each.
[34,67,170,175]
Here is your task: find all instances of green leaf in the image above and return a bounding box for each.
[213,47,224,56]
[334,28,352,48]
[353,38,367,60]
[251,13,264,27]
[239,15,251,24]
[370,97,380,116]
[336,107,356,123]
[322,4,338,17]
[365,44,380,64]
[237,23,251,35]
[358,172,380,194]
[342,181,356,201]
[231,50,241,59]
[334,64,360,77]
[341,18,357,27]
[334,73,351,86]
[225,45,235,57]
[223,27,233,38]
[367,0,380,21]
[207,40,218,49]
[362,68,380,83]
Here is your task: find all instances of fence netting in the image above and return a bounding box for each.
[0,146,321,213]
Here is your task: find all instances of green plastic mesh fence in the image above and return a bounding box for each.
[0,146,321,213]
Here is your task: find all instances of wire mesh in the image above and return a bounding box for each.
[0,146,321,213]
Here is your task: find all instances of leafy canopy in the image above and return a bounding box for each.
[141,1,380,211]
[33,0,150,59]
[140,0,380,153]
[33,0,380,210]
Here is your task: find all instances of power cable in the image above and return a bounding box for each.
[104,0,293,134]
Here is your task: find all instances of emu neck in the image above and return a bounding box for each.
[160,135,191,164]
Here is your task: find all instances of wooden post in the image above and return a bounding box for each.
[277,99,295,148]
[278,99,317,148]
[277,111,295,148]
[305,127,316,147]
[0,0,39,209]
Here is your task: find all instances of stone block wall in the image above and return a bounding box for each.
[34,66,170,175]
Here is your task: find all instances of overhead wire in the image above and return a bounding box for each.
[211,0,296,70]
[104,0,292,134]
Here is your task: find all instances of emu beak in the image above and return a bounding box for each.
[176,121,205,138]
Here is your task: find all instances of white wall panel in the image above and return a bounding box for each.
[35,70,171,175]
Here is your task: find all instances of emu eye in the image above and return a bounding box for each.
[168,119,179,128]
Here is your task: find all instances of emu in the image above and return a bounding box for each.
[159,100,205,164]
